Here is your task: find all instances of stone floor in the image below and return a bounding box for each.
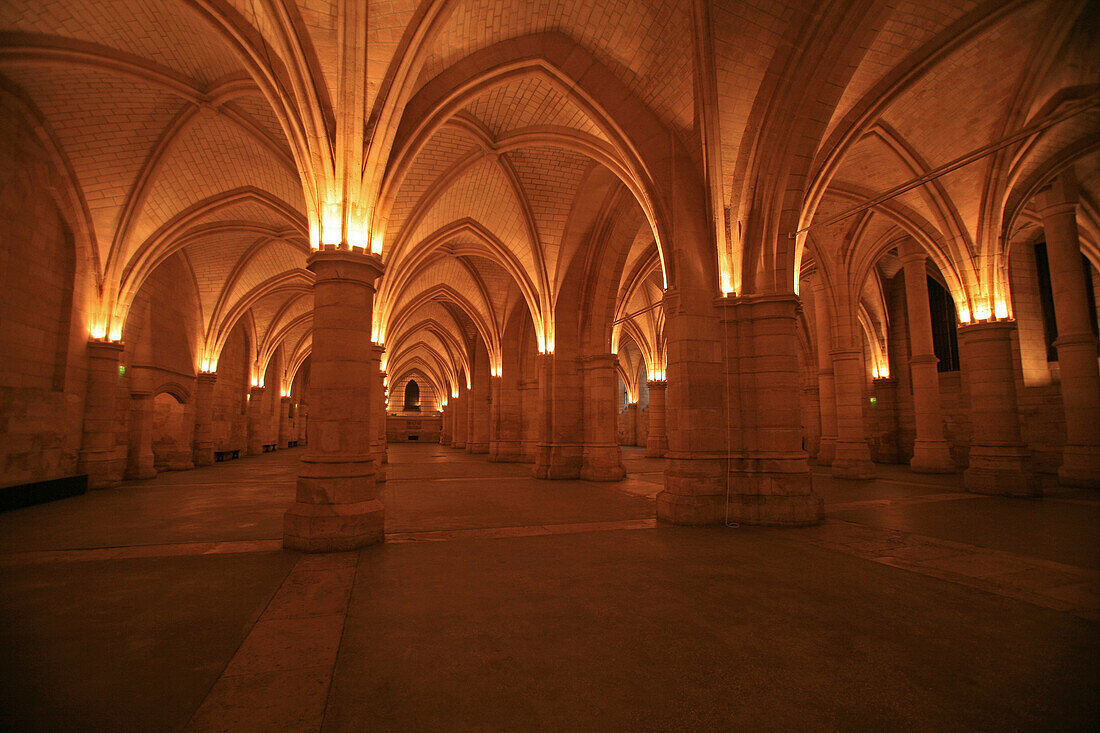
[0,444,1096,731]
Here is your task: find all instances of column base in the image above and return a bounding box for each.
[817,437,836,466]
[82,449,125,489]
[125,464,157,481]
[533,444,582,479]
[656,456,725,524]
[580,445,625,481]
[1057,445,1100,489]
[722,491,824,526]
[193,442,215,467]
[465,441,489,454]
[832,442,875,480]
[489,440,524,462]
[283,499,384,552]
[910,440,956,474]
[645,435,668,458]
[452,440,466,449]
[964,445,1040,496]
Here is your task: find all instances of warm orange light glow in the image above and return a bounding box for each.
[321,202,342,246]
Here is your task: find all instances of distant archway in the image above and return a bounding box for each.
[403,380,421,412]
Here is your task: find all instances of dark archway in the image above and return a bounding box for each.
[403,380,421,412]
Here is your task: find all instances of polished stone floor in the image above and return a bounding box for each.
[0,444,1096,731]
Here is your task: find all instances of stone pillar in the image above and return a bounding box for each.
[957,321,1039,496]
[466,370,490,454]
[900,248,955,472]
[533,352,583,479]
[869,377,900,464]
[645,380,668,457]
[78,340,126,489]
[296,399,309,446]
[452,383,468,449]
[193,372,217,466]
[675,295,820,525]
[489,374,524,462]
[621,403,637,446]
[580,354,625,481]
[520,378,539,462]
[1035,171,1100,488]
[488,375,503,459]
[125,390,157,480]
[246,386,266,455]
[830,348,876,479]
[810,281,838,465]
[278,395,292,449]
[370,346,386,482]
[440,402,453,445]
[284,249,385,552]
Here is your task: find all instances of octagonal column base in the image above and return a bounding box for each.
[283,499,384,552]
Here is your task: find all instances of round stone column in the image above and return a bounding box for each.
[192,372,217,466]
[900,248,955,473]
[452,383,468,449]
[125,389,157,480]
[78,340,126,489]
[283,249,385,552]
[580,353,625,481]
[278,395,292,449]
[440,403,453,445]
[246,386,266,455]
[621,403,637,446]
[957,320,1039,496]
[1035,173,1100,488]
[645,380,668,457]
[370,345,386,482]
[810,281,838,465]
[830,348,876,479]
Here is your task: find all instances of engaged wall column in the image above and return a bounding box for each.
[246,386,266,455]
[193,372,217,465]
[809,280,838,465]
[899,246,954,473]
[78,340,126,489]
[284,248,385,552]
[645,380,668,457]
[1035,171,1100,488]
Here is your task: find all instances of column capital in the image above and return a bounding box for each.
[86,339,124,359]
[197,372,217,386]
[129,389,154,400]
[645,379,667,389]
[957,319,1016,339]
[280,395,293,404]
[1034,169,1078,214]
[872,377,897,387]
[307,247,384,284]
[249,385,266,396]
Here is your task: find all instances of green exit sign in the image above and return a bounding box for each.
[869,396,877,404]
[118,364,126,377]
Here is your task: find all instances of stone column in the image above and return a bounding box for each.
[453,384,468,449]
[830,347,876,479]
[489,374,523,461]
[869,377,899,464]
[78,340,126,489]
[621,403,637,446]
[810,281,838,465]
[957,321,1039,496]
[192,372,217,466]
[246,386,266,455]
[125,390,157,480]
[1035,171,1100,488]
[466,370,490,454]
[488,375,503,459]
[680,294,820,525]
[296,399,309,446]
[278,395,292,448]
[370,346,386,482]
[440,402,453,445]
[900,248,955,472]
[284,249,385,552]
[533,352,584,479]
[645,380,668,457]
[580,353,625,481]
[520,378,539,462]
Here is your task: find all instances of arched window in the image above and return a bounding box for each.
[927,276,960,372]
[1034,242,1099,361]
[403,380,420,412]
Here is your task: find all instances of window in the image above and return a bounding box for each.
[927,276,960,372]
[1034,242,1099,362]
